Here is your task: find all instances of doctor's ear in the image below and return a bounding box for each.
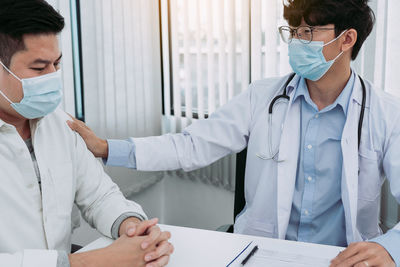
[341,29,357,54]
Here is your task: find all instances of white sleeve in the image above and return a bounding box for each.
[383,115,400,232]
[134,86,253,172]
[72,131,148,238]
[0,250,58,267]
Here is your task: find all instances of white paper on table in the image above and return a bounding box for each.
[243,248,331,267]
[229,243,332,267]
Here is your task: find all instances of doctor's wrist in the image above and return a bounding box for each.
[99,139,108,159]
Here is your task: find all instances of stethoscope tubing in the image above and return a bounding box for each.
[260,73,367,161]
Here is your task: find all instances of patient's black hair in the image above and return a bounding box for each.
[283,0,375,60]
[0,0,65,68]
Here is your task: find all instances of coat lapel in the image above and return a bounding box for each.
[341,76,365,243]
[277,90,301,239]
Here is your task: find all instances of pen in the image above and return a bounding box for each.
[241,245,258,265]
[226,241,253,267]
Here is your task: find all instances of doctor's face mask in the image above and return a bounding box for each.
[0,60,63,119]
[288,30,346,81]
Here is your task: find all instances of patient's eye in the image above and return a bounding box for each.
[31,67,45,72]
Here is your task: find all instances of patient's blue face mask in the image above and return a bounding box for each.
[288,31,346,81]
[0,61,63,119]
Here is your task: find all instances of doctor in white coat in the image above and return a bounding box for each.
[70,0,399,266]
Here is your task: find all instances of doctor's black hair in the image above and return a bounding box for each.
[0,0,65,68]
[283,0,375,60]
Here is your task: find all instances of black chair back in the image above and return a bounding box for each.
[234,148,247,221]
[217,148,247,233]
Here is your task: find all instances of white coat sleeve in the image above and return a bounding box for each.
[134,86,254,172]
[72,131,148,238]
[0,250,58,267]
[379,114,400,267]
[382,114,400,232]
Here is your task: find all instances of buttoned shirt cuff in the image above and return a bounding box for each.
[103,139,137,168]
[370,229,400,266]
[111,212,146,239]
[57,251,70,267]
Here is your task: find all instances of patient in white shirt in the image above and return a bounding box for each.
[0,1,173,267]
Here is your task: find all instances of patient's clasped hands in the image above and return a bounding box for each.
[69,218,174,267]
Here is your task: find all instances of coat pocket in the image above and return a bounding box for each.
[358,147,383,201]
[242,219,276,238]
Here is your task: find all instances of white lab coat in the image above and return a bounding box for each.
[0,109,147,267]
[133,72,400,244]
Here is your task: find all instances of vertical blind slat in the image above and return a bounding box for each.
[102,0,117,137]
[183,0,193,119]
[161,0,171,116]
[112,0,128,136]
[170,0,181,131]
[58,0,76,115]
[263,0,278,77]
[132,0,146,136]
[96,1,106,137]
[373,0,388,90]
[251,0,262,81]
[195,0,205,119]
[384,0,400,97]
[123,0,137,135]
[241,0,250,92]
[217,0,227,106]
[142,0,156,133]
[227,0,236,99]
[206,0,216,114]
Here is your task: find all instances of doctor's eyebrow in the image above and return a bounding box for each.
[30,54,63,65]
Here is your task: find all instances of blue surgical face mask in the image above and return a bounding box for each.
[0,61,63,119]
[288,31,346,81]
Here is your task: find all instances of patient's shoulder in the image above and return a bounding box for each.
[52,108,71,121]
[40,108,77,139]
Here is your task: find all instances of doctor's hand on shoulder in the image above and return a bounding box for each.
[67,115,109,158]
[330,242,395,267]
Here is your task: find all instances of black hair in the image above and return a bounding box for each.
[283,0,375,60]
[0,0,65,68]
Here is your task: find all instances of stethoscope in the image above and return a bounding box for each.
[257,73,367,162]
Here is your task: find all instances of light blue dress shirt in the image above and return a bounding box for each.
[106,139,137,168]
[285,73,355,246]
[105,73,400,265]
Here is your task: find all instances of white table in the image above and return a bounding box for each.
[79,224,344,267]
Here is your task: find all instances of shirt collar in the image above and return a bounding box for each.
[0,117,5,128]
[286,74,301,96]
[292,70,356,115]
[0,117,42,131]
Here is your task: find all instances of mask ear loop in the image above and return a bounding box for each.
[0,60,22,82]
[323,30,347,47]
[323,30,347,62]
[0,61,21,104]
[0,90,13,104]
